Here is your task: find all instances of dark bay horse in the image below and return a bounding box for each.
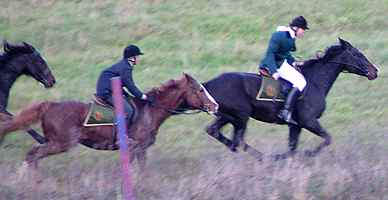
[195,38,379,160]
[0,73,218,174]
[0,40,56,143]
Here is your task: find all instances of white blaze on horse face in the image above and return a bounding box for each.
[374,64,380,73]
[201,84,219,113]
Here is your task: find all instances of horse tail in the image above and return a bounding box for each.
[0,101,51,137]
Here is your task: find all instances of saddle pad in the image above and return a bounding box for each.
[256,76,287,102]
[83,102,115,126]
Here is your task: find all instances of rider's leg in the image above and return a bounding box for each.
[104,96,134,147]
[105,96,133,124]
[122,99,134,124]
[277,61,306,125]
[279,87,300,125]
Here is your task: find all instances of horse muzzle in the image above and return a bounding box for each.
[203,103,219,115]
[367,64,379,80]
[43,75,56,88]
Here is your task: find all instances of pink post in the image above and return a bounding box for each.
[111,77,135,200]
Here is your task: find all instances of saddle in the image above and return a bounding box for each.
[256,69,292,102]
[83,95,137,127]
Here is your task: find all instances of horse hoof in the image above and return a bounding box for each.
[205,126,214,134]
[206,128,219,138]
[304,150,316,157]
[272,154,287,161]
[17,161,29,181]
[255,155,263,162]
[272,151,297,161]
[229,145,238,152]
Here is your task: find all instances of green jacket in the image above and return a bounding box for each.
[260,29,296,75]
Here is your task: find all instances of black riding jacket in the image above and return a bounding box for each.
[96,59,144,99]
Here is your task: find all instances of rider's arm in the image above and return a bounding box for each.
[120,66,144,99]
[284,51,295,66]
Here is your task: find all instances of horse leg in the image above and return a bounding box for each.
[206,116,263,160]
[300,119,332,157]
[206,116,234,150]
[0,110,47,144]
[0,111,12,144]
[19,142,70,183]
[135,136,155,176]
[135,148,149,178]
[21,121,81,182]
[231,118,248,152]
[136,149,146,170]
[272,125,302,160]
[0,111,12,121]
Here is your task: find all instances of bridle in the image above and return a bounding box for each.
[146,83,214,115]
[7,51,51,85]
[149,103,204,115]
[327,49,369,75]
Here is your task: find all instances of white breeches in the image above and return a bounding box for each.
[277,60,306,91]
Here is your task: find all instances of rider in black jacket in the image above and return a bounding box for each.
[96,44,152,121]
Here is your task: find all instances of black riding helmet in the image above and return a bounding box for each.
[289,16,309,30]
[123,44,144,58]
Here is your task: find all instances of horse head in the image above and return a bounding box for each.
[179,73,218,114]
[3,40,56,88]
[337,38,379,80]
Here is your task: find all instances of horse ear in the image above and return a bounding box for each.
[338,38,352,49]
[182,72,191,82]
[22,42,34,50]
[3,40,10,52]
[183,72,196,83]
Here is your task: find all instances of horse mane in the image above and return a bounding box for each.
[303,44,344,67]
[298,43,346,82]
[146,79,180,97]
[0,42,35,65]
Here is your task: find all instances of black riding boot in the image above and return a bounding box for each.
[278,87,300,125]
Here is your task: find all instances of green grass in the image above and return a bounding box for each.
[1,0,387,199]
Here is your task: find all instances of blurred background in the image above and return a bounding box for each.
[0,0,387,199]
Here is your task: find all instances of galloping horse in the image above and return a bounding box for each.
[0,73,218,173]
[0,40,56,143]
[187,38,379,160]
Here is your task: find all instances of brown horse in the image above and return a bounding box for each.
[0,73,218,175]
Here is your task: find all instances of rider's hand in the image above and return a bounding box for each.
[292,61,304,73]
[141,94,155,105]
[146,96,155,104]
[123,91,130,97]
[293,61,304,67]
[272,72,280,80]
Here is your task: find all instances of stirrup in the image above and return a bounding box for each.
[278,110,298,125]
[285,117,298,125]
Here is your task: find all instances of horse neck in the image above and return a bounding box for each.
[152,87,186,114]
[303,61,343,96]
[0,58,25,111]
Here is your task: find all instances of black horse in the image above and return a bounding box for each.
[0,40,56,143]
[187,38,379,160]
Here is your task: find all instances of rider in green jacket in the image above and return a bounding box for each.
[259,16,309,125]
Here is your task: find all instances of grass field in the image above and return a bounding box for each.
[0,0,387,199]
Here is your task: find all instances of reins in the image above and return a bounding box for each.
[322,49,368,74]
[149,103,204,115]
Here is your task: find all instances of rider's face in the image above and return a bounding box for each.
[295,28,306,38]
[128,56,139,65]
